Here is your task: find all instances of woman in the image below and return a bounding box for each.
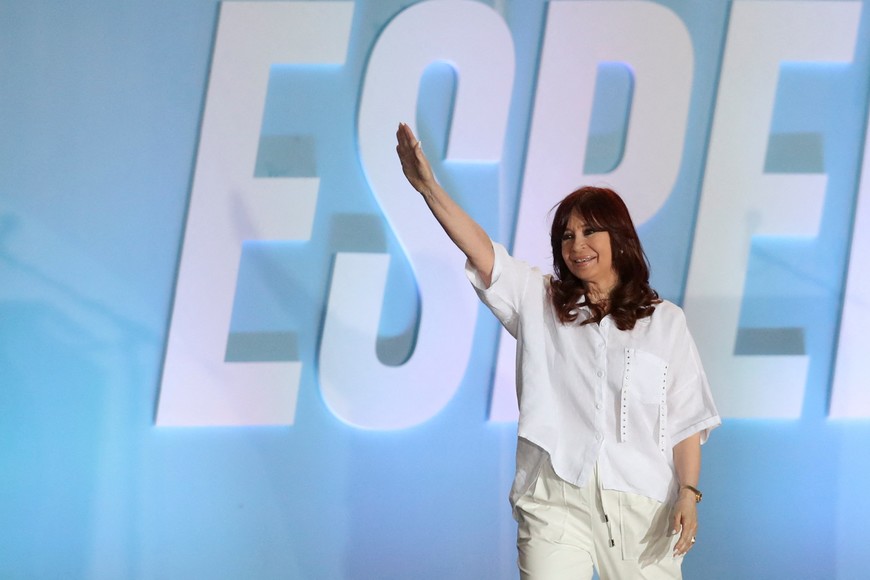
[396,122,720,579]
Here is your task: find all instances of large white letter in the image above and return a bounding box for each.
[320,1,514,429]
[491,1,694,421]
[683,1,860,418]
[831,104,870,418]
[156,2,353,426]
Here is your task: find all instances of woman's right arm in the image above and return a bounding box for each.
[396,122,494,287]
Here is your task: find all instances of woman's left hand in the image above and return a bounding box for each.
[672,490,698,557]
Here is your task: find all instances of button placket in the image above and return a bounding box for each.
[594,330,606,437]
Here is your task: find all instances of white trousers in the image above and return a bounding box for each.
[515,461,683,580]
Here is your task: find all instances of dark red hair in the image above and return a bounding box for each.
[548,186,660,330]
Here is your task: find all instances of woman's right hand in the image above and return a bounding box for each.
[393,122,494,283]
[396,122,436,195]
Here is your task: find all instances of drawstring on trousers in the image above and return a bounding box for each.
[594,463,616,548]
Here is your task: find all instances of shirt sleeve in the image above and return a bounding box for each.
[667,310,721,445]
[464,241,535,338]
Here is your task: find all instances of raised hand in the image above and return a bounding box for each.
[396,122,436,195]
[393,122,493,284]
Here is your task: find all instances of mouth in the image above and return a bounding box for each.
[572,256,595,265]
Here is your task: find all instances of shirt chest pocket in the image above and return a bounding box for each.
[622,348,668,404]
[620,348,670,452]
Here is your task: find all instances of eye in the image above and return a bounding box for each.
[561,232,574,242]
[583,227,597,236]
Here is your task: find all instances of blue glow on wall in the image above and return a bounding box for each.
[2,1,870,579]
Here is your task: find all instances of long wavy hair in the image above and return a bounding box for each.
[549,186,660,330]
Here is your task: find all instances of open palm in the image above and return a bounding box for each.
[396,122,436,194]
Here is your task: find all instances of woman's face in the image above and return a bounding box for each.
[560,211,618,292]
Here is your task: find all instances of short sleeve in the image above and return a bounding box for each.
[465,241,536,338]
[666,314,721,445]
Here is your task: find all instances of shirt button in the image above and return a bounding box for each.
[595,432,602,441]
[596,370,603,378]
[596,403,602,410]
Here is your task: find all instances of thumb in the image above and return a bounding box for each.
[672,512,682,535]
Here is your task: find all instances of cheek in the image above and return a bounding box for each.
[600,249,615,270]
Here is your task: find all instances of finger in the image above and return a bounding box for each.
[397,127,423,165]
[672,510,683,535]
[671,509,696,555]
[398,122,417,146]
[396,130,416,161]
[674,532,693,555]
[396,123,409,149]
[674,523,698,556]
[396,123,405,141]
[683,532,698,555]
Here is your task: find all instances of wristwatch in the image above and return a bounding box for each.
[682,484,702,503]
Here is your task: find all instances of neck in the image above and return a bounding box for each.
[586,282,615,304]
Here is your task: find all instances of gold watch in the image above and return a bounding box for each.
[681,484,702,503]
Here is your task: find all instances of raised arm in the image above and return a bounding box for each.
[396,122,494,287]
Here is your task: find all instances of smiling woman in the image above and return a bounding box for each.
[397,122,721,580]
[560,213,616,295]
[549,186,661,330]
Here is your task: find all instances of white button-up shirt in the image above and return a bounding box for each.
[467,242,721,508]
